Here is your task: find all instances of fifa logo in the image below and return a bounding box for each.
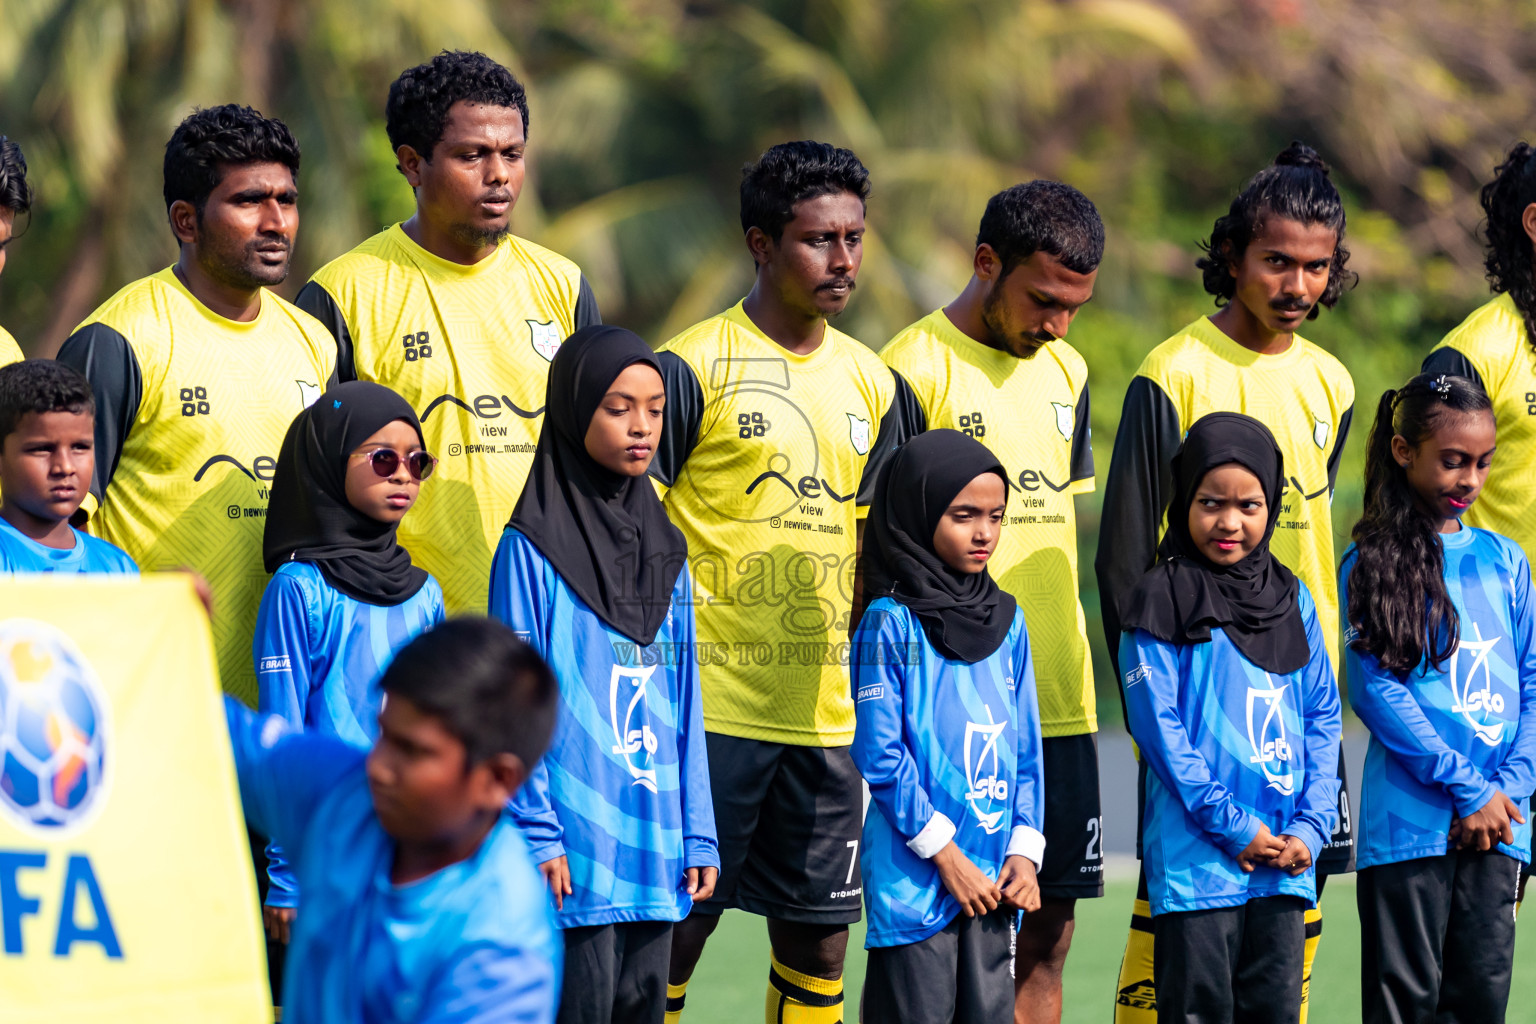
[608,665,659,792]
[1246,679,1295,796]
[963,705,1008,834]
[1449,624,1506,747]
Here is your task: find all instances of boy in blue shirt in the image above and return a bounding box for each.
[1341,373,1536,1024]
[0,359,136,572]
[1118,413,1341,1024]
[492,326,717,1024]
[225,617,564,1023]
[851,429,1045,1023]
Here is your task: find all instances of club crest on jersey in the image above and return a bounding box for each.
[1051,402,1075,440]
[1246,680,1294,795]
[528,320,563,362]
[848,413,871,455]
[1449,624,1506,747]
[296,380,321,408]
[608,665,659,791]
[1312,416,1330,451]
[963,706,1008,834]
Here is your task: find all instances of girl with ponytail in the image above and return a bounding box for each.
[1341,372,1536,1024]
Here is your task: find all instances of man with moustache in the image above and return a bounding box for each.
[59,104,335,706]
[296,50,600,617]
[1096,143,1357,1024]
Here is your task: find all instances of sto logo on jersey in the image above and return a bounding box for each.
[0,623,109,833]
[1246,681,1294,796]
[1448,624,1506,747]
[608,665,659,792]
[963,706,1008,834]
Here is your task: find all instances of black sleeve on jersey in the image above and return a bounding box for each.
[1094,375,1181,684]
[857,369,925,505]
[1070,381,1094,482]
[294,281,355,383]
[56,323,142,506]
[575,275,602,331]
[1326,404,1353,493]
[649,350,703,488]
[1421,346,1485,392]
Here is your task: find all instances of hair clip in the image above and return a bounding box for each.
[1432,375,1453,398]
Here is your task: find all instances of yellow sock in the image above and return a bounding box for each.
[1299,906,1322,1024]
[766,953,843,1023]
[1113,897,1157,1024]
[664,980,689,1024]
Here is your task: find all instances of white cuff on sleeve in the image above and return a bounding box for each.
[907,812,958,859]
[1006,825,1046,870]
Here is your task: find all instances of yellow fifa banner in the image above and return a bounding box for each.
[0,575,269,1023]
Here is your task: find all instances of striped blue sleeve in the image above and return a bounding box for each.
[1120,630,1263,856]
[852,607,946,850]
[1010,618,1045,860]
[1284,592,1342,861]
[1347,642,1501,819]
[252,571,318,908]
[1495,550,1536,802]
[674,575,719,869]
[489,532,565,864]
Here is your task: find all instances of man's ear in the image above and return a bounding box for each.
[169,199,199,247]
[973,243,1003,282]
[397,144,427,189]
[1521,202,1536,250]
[745,226,774,269]
[480,752,528,806]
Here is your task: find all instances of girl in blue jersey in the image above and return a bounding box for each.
[253,379,445,944]
[1341,373,1536,1024]
[490,324,718,1024]
[850,428,1045,1024]
[1118,412,1341,1024]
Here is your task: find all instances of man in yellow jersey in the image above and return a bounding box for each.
[1423,141,1536,905]
[296,51,599,616]
[0,135,32,362]
[653,141,915,1024]
[1096,144,1357,1024]
[882,181,1103,1024]
[59,105,335,706]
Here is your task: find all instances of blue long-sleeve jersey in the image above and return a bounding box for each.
[1341,528,1536,869]
[0,516,137,573]
[225,697,561,1024]
[490,528,718,929]
[850,598,1045,948]
[1118,582,1342,916]
[253,560,445,907]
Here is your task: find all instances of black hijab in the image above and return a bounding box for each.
[864,429,1018,663]
[263,380,429,606]
[1120,411,1308,674]
[508,324,687,646]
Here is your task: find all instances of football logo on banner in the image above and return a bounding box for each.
[0,622,110,835]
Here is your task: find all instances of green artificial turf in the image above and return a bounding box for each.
[682,869,1536,1022]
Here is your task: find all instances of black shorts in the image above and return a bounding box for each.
[862,909,1014,1024]
[1037,732,1105,900]
[1315,748,1355,876]
[697,732,864,924]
